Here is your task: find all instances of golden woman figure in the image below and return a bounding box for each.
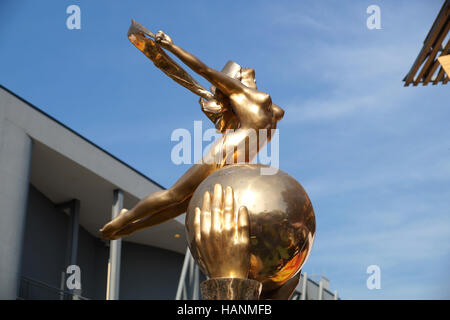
[99,21,285,240]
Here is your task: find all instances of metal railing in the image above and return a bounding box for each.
[175,248,201,300]
[19,276,89,300]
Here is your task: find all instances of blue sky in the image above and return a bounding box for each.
[1,0,449,299]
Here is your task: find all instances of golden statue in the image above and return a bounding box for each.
[100,20,316,300]
[100,20,284,240]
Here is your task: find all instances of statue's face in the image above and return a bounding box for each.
[240,68,257,89]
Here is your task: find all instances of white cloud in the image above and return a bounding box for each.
[279,40,425,122]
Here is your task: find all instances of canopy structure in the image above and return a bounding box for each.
[404,0,449,86]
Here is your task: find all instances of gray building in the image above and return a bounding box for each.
[0,85,338,300]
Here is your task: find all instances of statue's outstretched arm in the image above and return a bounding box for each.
[154,31,246,98]
[128,20,233,128]
[127,20,214,101]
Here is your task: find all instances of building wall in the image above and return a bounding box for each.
[119,241,184,299]
[0,111,33,299]
[20,184,185,300]
[77,225,108,299]
[20,184,69,299]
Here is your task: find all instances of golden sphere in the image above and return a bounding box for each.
[186,164,316,293]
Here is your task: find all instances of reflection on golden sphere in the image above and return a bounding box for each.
[186,164,316,293]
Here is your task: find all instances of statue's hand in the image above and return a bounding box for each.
[199,98,222,114]
[155,30,173,47]
[194,184,250,279]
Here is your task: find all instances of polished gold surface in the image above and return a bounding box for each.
[98,20,316,301]
[193,184,250,279]
[186,164,316,294]
[100,22,284,240]
[127,20,214,101]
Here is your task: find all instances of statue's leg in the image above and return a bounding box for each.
[100,162,217,239]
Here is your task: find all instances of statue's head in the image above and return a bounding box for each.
[217,61,256,89]
[240,68,257,89]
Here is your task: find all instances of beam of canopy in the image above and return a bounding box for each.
[404,0,449,86]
